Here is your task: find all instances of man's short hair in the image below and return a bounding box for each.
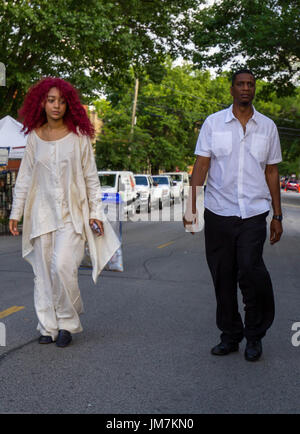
[231,69,256,85]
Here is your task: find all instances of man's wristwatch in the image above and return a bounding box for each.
[272,214,283,222]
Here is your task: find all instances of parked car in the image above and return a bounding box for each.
[285,178,300,193]
[152,175,174,207]
[280,176,289,189]
[149,176,163,210]
[98,170,139,216]
[134,174,156,213]
[162,172,189,200]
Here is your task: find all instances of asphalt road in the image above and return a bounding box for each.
[0,191,299,414]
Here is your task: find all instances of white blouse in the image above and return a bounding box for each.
[10,130,120,283]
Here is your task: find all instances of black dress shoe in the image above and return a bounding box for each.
[38,335,54,344]
[211,342,239,356]
[244,340,262,362]
[56,330,72,348]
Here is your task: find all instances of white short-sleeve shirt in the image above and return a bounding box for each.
[194,105,282,219]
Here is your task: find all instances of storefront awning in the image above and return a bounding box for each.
[0,115,27,160]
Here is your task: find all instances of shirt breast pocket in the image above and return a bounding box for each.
[251,134,269,162]
[211,132,232,157]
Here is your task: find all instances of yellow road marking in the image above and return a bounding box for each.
[157,241,175,249]
[0,306,25,319]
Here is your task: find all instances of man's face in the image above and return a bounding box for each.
[230,73,256,106]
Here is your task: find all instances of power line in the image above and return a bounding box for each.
[158,84,300,126]
[99,86,300,140]
[277,126,300,133]
[137,100,300,137]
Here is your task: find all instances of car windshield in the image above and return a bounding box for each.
[289,179,298,183]
[135,176,148,186]
[153,176,168,185]
[169,174,182,181]
[99,174,116,188]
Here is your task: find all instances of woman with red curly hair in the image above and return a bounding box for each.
[9,78,120,348]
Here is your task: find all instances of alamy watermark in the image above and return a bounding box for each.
[102,186,204,227]
[291,322,300,347]
[0,62,6,86]
[0,322,6,346]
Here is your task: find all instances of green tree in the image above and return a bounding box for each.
[0,0,201,118]
[95,63,233,173]
[95,62,300,175]
[254,82,300,176]
[190,0,300,95]
[94,83,153,172]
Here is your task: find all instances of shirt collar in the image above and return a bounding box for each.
[225,104,258,124]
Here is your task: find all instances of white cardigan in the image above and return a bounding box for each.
[10,130,120,283]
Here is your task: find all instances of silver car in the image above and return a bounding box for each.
[134,174,156,213]
[163,172,190,200]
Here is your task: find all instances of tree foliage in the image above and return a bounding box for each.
[95,63,231,173]
[190,0,300,95]
[95,62,300,175]
[0,0,201,118]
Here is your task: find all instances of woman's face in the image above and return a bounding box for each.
[43,87,67,121]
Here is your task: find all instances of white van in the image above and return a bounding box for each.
[163,172,190,200]
[98,171,138,216]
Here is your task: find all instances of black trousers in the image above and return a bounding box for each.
[204,208,275,343]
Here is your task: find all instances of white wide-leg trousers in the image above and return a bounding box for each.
[31,222,85,340]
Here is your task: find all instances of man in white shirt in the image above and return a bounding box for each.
[183,70,283,362]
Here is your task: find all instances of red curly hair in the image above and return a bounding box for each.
[18,77,95,138]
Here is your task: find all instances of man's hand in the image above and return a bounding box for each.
[89,219,104,237]
[270,219,283,245]
[265,164,282,245]
[9,219,19,236]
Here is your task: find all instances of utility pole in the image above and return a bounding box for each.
[130,78,139,138]
[128,78,139,170]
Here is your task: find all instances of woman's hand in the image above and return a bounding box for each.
[182,212,198,235]
[89,219,104,237]
[9,219,19,236]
